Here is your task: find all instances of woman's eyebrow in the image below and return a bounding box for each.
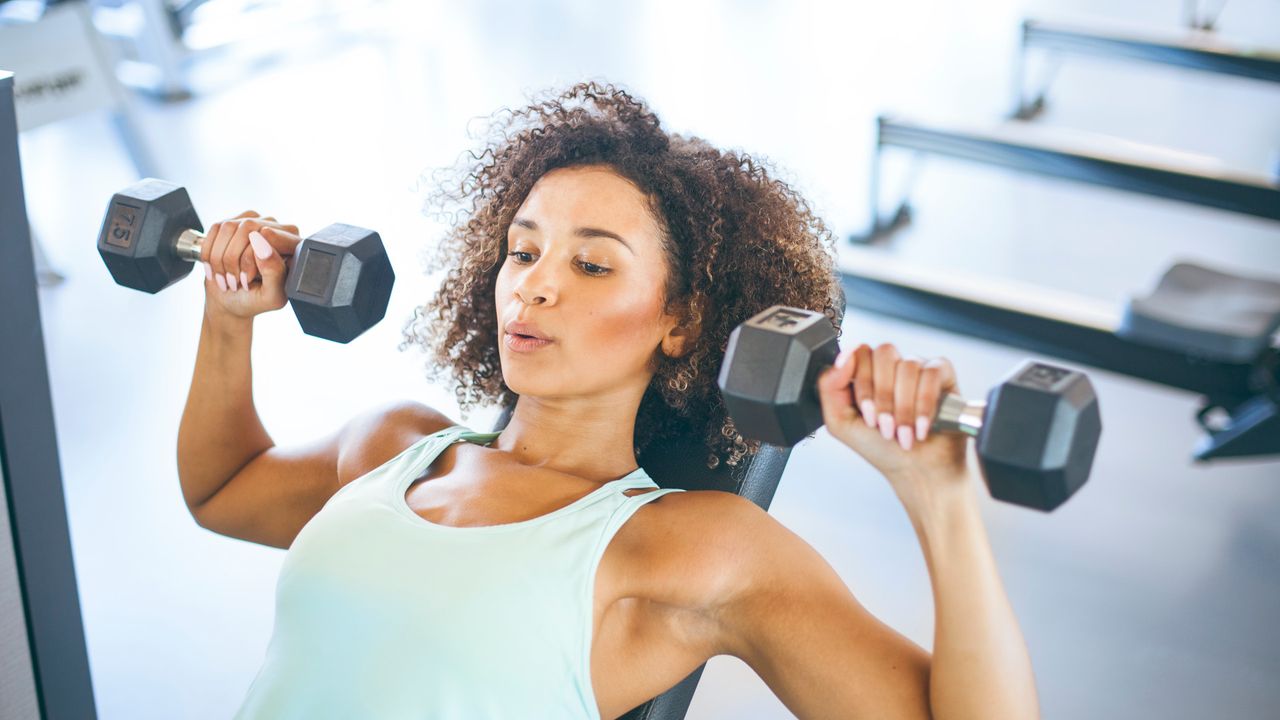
[511,216,635,255]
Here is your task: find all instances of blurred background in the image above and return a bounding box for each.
[4,0,1280,717]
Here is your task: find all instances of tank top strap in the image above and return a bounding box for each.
[429,423,499,444]
[455,427,502,444]
[397,424,497,478]
[599,480,685,534]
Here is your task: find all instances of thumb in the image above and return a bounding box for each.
[817,347,860,430]
[817,351,893,459]
[248,230,288,297]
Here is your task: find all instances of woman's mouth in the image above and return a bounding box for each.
[504,332,554,352]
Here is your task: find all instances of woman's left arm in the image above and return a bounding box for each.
[815,341,1040,720]
[896,468,1040,720]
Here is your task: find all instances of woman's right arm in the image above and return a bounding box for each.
[177,309,273,519]
[175,211,319,548]
[178,309,352,551]
[175,212,452,549]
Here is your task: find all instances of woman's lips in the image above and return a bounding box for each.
[504,332,554,352]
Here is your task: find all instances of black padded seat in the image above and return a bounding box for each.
[1120,261,1280,363]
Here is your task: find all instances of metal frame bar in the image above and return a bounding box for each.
[873,115,1280,225]
[1023,18,1280,85]
[0,71,99,719]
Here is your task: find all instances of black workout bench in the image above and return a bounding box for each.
[839,252,1280,461]
[856,114,1280,243]
[1014,18,1280,120]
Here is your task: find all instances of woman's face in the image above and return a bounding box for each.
[495,164,683,403]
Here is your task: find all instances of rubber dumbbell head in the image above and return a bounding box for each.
[97,178,203,293]
[283,223,395,343]
[976,362,1101,511]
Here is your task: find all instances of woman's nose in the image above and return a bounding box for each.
[513,265,559,305]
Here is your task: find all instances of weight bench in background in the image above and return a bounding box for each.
[854,114,1280,243]
[839,251,1280,461]
[1013,18,1280,120]
[487,295,847,718]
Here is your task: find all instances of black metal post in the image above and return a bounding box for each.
[0,70,98,720]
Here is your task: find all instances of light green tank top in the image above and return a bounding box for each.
[232,424,685,720]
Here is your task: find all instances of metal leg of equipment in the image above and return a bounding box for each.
[1013,18,1280,118]
[0,70,99,720]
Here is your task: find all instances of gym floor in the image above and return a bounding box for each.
[18,0,1280,717]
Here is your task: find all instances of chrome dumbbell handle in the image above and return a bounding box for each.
[173,229,205,262]
[934,394,987,438]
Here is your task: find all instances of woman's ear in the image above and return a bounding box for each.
[660,320,697,359]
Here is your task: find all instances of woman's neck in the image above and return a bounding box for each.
[490,393,642,484]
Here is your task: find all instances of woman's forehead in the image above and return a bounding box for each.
[517,166,659,235]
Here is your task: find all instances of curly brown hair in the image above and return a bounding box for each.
[399,81,842,469]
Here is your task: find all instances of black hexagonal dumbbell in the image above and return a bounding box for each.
[717,305,1102,511]
[97,178,395,343]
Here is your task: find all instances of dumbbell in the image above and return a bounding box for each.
[717,305,1102,511]
[97,178,395,343]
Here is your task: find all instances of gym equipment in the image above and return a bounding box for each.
[0,70,99,719]
[1183,0,1229,31]
[1014,18,1280,120]
[840,250,1280,461]
[854,114,1280,242]
[97,178,396,344]
[1121,262,1280,364]
[0,1,159,175]
[2,0,163,287]
[90,0,372,100]
[717,305,1101,511]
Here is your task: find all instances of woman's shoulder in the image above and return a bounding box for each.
[621,489,768,612]
[336,400,458,485]
[379,399,459,436]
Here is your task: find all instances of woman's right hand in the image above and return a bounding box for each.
[200,210,302,322]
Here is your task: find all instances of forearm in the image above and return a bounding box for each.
[900,472,1039,720]
[176,310,273,513]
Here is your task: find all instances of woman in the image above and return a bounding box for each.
[179,82,1038,719]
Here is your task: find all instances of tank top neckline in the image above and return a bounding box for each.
[388,425,655,533]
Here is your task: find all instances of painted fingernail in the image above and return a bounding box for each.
[879,413,895,441]
[203,262,212,281]
[215,273,227,292]
[835,347,854,369]
[897,426,914,451]
[227,273,238,291]
[917,417,930,443]
[861,401,877,430]
[240,271,249,289]
[249,230,271,259]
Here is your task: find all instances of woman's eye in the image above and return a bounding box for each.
[506,250,609,276]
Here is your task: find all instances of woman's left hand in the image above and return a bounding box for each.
[816,342,971,495]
